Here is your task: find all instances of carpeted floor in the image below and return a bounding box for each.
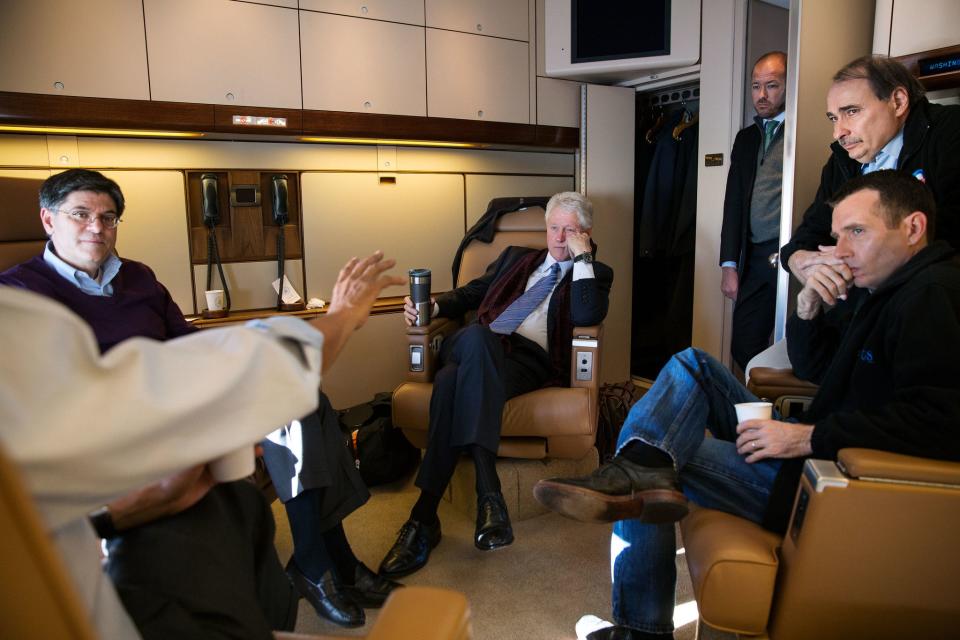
[272,470,723,640]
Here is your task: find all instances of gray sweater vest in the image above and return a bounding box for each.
[749,128,784,244]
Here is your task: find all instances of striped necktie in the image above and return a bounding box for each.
[489,263,562,335]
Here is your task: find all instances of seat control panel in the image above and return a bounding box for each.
[576,351,594,381]
[409,345,424,372]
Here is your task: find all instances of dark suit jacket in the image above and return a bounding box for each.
[780,99,960,269]
[719,117,783,273]
[436,246,613,385]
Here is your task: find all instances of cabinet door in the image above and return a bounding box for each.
[537,77,581,128]
[299,0,424,25]
[425,0,529,41]
[301,12,426,116]
[427,30,530,124]
[889,0,960,56]
[144,0,301,108]
[0,0,149,99]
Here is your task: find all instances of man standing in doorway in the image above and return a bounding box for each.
[719,51,788,371]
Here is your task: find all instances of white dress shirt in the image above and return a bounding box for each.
[0,287,326,639]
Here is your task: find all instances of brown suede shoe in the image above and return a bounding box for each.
[533,456,688,524]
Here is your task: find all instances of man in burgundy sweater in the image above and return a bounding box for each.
[378,191,614,578]
[0,169,399,633]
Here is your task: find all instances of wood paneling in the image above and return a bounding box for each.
[0,92,214,131]
[187,171,302,264]
[894,44,960,92]
[0,92,577,150]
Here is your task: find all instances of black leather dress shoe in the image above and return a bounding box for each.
[286,560,365,627]
[475,492,514,550]
[341,562,403,608]
[533,456,688,524]
[378,518,442,578]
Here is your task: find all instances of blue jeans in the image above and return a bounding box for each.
[611,348,782,633]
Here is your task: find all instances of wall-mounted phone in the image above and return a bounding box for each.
[271,174,302,310]
[200,173,220,226]
[200,173,230,316]
[271,174,289,225]
[187,170,302,314]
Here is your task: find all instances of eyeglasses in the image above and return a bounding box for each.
[54,209,122,229]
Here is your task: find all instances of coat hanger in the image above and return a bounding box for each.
[672,111,699,141]
[645,107,665,144]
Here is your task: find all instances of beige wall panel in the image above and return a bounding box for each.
[464,175,574,228]
[45,137,80,169]
[105,171,194,315]
[72,137,569,175]
[245,0,298,7]
[425,0,529,41]
[75,139,378,171]
[873,0,894,55]
[536,0,547,77]
[144,0,301,108]
[301,173,464,298]
[299,0,425,24]
[776,0,874,338]
[583,84,634,384]
[395,147,574,175]
[301,13,427,116]
[528,0,537,124]
[320,312,410,408]
[536,77,581,127]
[692,0,746,363]
[0,0,149,100]
[0,136,50,168]
[427,30,530,124]
[192,260,305,314]
[743,0,789,129]
[889,0,960,56]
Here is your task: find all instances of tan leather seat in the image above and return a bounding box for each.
[392,206,602,460]
[0,442,472,640]
[680,368,960,639]
[0,175,48,272]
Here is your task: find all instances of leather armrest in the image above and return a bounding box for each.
[838,448,960,487]
[405,316,460,337]
[404,317,463,383]
[746,367,818,400]
[570,324,603,390]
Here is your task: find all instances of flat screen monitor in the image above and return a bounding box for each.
[572,1,670,63]
[545,0,700,83]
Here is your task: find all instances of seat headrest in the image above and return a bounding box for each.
[0,177,46,241]
[494,207,546,232]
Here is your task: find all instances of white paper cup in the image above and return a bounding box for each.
[735,401,773,423]
[209,446,255,482]
[205,289,226,312]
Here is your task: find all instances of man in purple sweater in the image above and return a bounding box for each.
[0,169,397,634]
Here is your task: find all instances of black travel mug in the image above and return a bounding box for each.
[409,268,432,327]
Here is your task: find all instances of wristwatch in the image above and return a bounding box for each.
[573,252,594,264]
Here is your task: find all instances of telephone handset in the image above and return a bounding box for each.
[200,173,220,227]
[199,173,230,315]
[271,174,289,225]
[271,174,295,310]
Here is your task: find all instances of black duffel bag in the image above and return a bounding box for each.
[339,392,421,487]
